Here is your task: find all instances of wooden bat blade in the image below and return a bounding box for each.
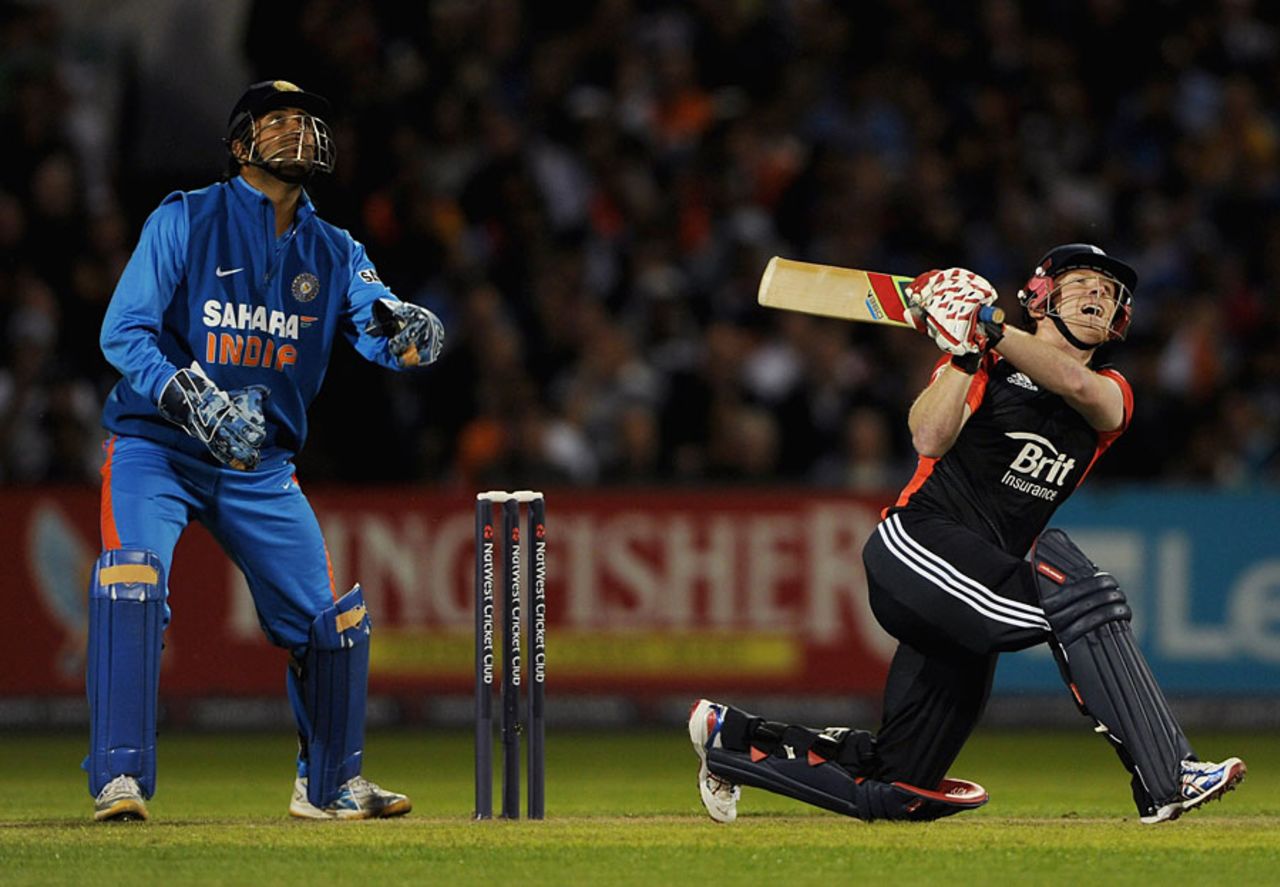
[757,257,917,327]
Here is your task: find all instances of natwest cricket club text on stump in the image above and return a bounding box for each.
[474,491,546,820]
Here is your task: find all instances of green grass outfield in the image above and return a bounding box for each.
[1,728,1276,885]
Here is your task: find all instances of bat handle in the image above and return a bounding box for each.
[978,306,1005,325]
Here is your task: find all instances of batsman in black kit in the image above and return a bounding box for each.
[689,245,1246,824]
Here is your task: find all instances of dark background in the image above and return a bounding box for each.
[2,0,1277,491]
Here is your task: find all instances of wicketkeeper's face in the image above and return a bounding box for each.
[255,107,328,171]
[233,106,335,179]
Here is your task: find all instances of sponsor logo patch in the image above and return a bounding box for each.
[1000,431,1076,501]
[201,299,309,371]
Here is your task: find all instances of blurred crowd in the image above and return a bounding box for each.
[2,0,1279,490]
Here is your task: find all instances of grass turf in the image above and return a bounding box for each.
[0,728,1275,885]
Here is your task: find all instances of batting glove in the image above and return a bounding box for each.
[905,268,997,356]
[157,363,269,470]
[365,298,445,368]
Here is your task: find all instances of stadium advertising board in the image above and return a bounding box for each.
[5,489,1278,702]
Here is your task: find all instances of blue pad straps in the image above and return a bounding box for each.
[299,585,372,808]
[84,549,166,798]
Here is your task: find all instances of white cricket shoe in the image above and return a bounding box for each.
[289,775,413,820]
[1141,757,1246,824]
[93,774,149,822]
[688,698,740,823]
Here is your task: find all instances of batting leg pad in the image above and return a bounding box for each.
[296,585,372,808]
[84,549,166,798]
[706,747,987,821]
[1033,529,1192,815]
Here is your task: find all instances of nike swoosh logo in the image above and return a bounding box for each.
[216,266,244,277]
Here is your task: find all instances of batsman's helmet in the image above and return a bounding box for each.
[225,80,335,183]
[1017,243,1136,341]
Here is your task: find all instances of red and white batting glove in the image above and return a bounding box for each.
[905,268,997,356]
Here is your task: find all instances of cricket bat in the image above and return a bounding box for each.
[757,257,1003,327]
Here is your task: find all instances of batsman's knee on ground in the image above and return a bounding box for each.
[694,700,987,822]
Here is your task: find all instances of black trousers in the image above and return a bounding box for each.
[861,509,1050,788]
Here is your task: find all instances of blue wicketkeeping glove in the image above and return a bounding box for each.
[157,363,269,470]
[365,298,445,367]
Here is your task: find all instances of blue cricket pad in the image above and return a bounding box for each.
[300,585,371,808]
[707,747,987,821]
[84,549,166,798]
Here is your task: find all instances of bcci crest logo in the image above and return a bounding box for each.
[291,272,320,303]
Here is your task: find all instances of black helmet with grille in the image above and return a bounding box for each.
[1017,243,1136,341]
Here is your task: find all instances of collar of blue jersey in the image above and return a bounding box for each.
[229,174,316,226]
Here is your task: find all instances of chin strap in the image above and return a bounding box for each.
[250,160,314,185]
[1050,313,1099,351]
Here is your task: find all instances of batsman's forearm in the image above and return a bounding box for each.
[992,328,1094,400]
[908,364,973,457]
[993,327,1125,431]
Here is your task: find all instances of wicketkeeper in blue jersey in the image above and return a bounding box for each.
[86,80,443,822]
